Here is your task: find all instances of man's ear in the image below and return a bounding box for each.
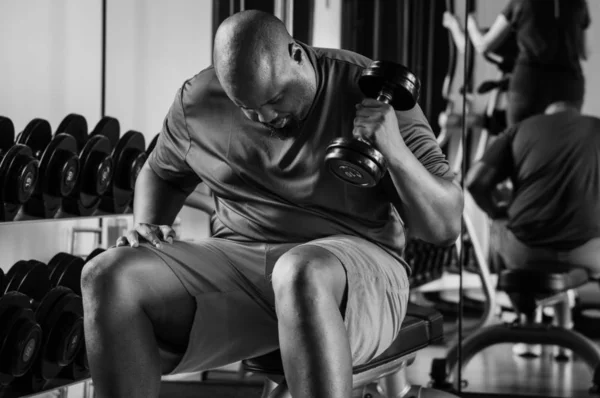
[289,42,303,64]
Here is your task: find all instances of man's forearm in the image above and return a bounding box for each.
[387,146,463,245]
[133,164,191,226]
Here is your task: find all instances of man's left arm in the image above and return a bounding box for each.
[353,99,463,246]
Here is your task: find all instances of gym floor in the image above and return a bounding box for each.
[405,316,597,398]
[155,317,596,398]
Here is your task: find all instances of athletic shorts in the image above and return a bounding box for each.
[490,220,600,278]
[139,234,410,375]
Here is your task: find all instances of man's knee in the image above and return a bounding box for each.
[271,245,346,305]
[81,248,152,308]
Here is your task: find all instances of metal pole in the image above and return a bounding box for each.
[372,0,381,60]
[101,0,107,118]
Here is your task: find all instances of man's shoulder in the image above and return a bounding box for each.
[311,46,372,71]
[179,66,229,108]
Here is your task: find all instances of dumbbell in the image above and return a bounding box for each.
[57,114,115,216]
[0,273,43,389]
[16,118,80,218]
[324,61,420,187]
[0,117,39,222]
[147,134,159,155]
[3,260,84,392]
[48,248,105,380]
[93,122,148,214]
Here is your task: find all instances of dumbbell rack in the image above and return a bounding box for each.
[0,214,133,398]
[0,105,157,398]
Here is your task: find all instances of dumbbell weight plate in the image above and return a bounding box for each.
[91,116,120,149]
[18,119,80,198]
[0,292,43,382]
[113,131,147,191]
[42,134,80,197]
[17,119,52,160]
[146,134,159,155]
[4,260,52,302]
[359,61,420,111]
[62,135,114,216]
[0,116,15,153]
[45,255,84,296]
[86,248,105,262]
[56,114,89,152]
[33,287,83,380]
[325,138,385,187]
[80,135,113,197]
[0,145,38,206]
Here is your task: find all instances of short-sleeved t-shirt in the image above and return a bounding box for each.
[481,110,600,250]
[147,43,454,270]
[502,0,590,72]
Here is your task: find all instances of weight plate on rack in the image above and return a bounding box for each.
[45,255,84,296]
[113,131,147,190]
[17,118,53,160]
[0,145,38,205]
[0,116,15,153]
[56,114,88,151]
[0,292,42,380]
[146,134,159,155]
[41,134,80,197]
[86,248,105,263]
[34,287,83,379]
[4,260,52,302]
[80,135,114,196]
[91,116,120,149]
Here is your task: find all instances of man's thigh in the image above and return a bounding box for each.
[138,238,280,375]
[266,235,411,366]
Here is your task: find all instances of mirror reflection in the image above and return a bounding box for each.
[443,0,600,397]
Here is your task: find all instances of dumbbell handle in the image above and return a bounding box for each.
[355,87,394,146]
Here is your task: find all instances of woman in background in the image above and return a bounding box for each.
[444,0,590,125]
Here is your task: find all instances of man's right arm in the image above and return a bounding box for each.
[134,85,203,226]
[133,163,192,226]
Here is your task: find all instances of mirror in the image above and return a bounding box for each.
[451,0,600,396]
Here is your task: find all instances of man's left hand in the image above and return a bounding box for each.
[353,98,406,160]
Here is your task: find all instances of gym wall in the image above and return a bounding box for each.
[0,0,106,268]
[0,0,343,274]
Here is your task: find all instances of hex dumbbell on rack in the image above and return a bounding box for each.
[0,268,43,392]
[57,114,115,216]
[16,118,80,219]
[0,116,39,222]
[98,128,148,214]
[48,248,106,380]
[3,260,84,392]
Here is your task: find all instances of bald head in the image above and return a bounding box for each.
[212,10,317,139]
[214,10,292,93]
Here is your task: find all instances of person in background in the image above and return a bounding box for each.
[443,0,590,125]
[466,100,600,277]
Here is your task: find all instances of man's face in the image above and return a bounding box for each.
[224,51,314,140]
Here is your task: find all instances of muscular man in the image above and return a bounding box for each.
[81,11,462,398]
[467,101,600,277]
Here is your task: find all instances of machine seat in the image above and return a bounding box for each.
[242,304,443,375]
[498,267,589,295]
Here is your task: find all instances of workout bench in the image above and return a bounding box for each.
[243,303,458,397]
[430,265,600,395]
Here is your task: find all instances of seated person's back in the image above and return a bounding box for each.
[467,102,600,275]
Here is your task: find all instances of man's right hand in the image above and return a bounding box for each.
[116,223,176,248]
